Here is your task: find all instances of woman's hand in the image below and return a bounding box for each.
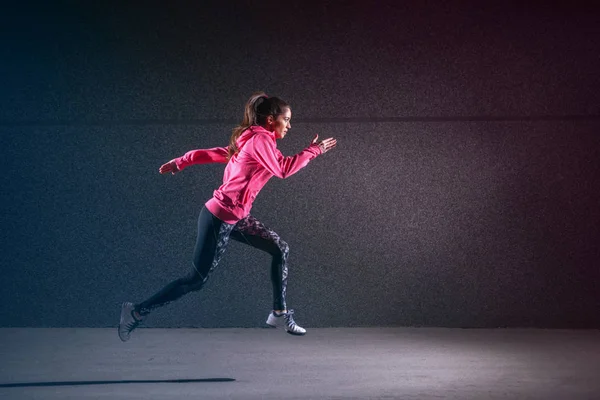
[312,135,337,154]
[159,160,179,175]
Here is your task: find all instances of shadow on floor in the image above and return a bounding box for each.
[0,378,236,388]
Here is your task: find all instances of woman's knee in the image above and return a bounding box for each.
[276,239,289,259]
[181,268,208,291]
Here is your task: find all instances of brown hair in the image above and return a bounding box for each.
[228,92,290,159]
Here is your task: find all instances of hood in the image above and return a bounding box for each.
[236,125,275,150]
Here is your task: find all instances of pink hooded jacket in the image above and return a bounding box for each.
[172,125,323,223]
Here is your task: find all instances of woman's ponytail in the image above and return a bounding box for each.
[228,92,268,159]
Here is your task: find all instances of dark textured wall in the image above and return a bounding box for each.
[1,2,599,328]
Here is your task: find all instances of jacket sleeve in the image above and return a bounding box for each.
[173,147,229,171]
[249,133,322,179]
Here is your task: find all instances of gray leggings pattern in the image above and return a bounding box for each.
[231,215,289,311]
[194,221,235,284]
[136,208,289,315]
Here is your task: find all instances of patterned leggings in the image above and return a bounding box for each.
[136,206,289,315]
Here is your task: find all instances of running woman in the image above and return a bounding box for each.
[118,92,337,341]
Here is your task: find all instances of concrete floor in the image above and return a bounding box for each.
[0,327,599,399]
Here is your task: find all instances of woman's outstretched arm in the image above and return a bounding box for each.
[250,133,336,179]
[159,146,229,175]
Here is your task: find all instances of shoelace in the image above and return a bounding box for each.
[283,310,298,330]
[125,313,142,332]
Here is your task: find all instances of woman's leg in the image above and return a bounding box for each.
[230,215,289,311]
[230,215,306,335]
[136,207,235,314]
[118,207,234,341]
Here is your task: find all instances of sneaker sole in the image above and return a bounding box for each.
[286,330,306,336]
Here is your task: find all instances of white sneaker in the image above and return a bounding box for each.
[266,309,306,336]
[118,302,144,342]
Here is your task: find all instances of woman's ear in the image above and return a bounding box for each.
[266,115,275,128]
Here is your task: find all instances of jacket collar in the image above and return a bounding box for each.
[251,125,277,141]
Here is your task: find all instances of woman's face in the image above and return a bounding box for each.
[271,108,292,139]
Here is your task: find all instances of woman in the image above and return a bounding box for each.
[118,92,336,341]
